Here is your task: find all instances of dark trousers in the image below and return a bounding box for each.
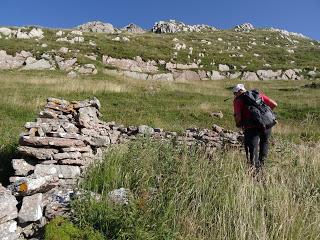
[244,127,272,169]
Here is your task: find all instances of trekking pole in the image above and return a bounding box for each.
[224,97,232,102]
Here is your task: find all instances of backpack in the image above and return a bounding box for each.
[241,90,277,129]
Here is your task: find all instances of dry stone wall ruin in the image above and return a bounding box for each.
[0,97,242,239]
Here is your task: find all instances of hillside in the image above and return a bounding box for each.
[0,21,319,81]
[0,20,320,240]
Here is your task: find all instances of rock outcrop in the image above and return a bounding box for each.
[76,21,115,34]
[152,20,217,34]
[234,23,255,32]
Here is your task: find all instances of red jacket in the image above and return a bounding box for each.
[233,91,277,129]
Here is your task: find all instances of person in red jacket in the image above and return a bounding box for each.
[233,84,278,171]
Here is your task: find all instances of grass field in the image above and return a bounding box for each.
[0,70,319,239]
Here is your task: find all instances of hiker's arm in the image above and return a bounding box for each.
[262,94,278,109]
[233,99,242,128]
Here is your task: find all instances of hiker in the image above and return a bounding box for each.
[233,84,278,171]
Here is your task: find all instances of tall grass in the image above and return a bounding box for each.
[70,138,320,240]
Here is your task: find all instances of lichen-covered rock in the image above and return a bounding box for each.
[18,193,43,223]
[0,190,18,224]
[34,164,81,179]
[0,221,18,240]
[76,21,115,33]
[108,188,130,205]
[152,20,217,33]
[12,159,35,176]
[19,136,86,148]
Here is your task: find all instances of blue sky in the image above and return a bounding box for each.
[1,0,319,40]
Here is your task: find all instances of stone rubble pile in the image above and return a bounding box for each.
[0,97,242,239]
[152,20,217,34]
[0,27,44,40]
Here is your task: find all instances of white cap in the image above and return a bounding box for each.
[232,83,246,93]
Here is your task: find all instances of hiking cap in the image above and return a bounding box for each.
[232,84,246,93]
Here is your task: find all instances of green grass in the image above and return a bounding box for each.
[67,138,320,239]
[0,70,319,239]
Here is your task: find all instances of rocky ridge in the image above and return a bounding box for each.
[0,97,242,239]
[152,20,217,33]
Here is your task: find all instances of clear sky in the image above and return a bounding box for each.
[1,0,319,40]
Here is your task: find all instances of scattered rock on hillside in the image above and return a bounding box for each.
[122,23,145,33]
[23,59,53,70]
[76,21,115,33]
[268,27,309,39]
[152,20,217,34]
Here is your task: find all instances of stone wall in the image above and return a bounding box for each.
[0,97,242,239]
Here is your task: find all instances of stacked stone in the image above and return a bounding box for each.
[1,97,242,239]
[3,97,118,239]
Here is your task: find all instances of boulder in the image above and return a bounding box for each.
[108,188,129,205]
[0,50,25,69]
[242,72,259,81]
[282,69,300,80]
[28,28,44,39]
[152,20,217,34]
[0,191,18,223]
[12,159,35,176]
[138,125,155,135]
[228,72,242,79]
[148,73,174,81]
[256,70,282,80]
[103,56,158,73]
[234,23,255,32]
[122,70,149,80]
[58,58,77,71]
[77,64,97,75]
[122,23,145,34]
[218,64,230,72]
[34,164,81,179]
[17,30,30,39]
[18,193,43,223]
[23,59,52,70]
[76,21,115,33]
[0,27,12,36]
[173,70,201,81]
[210,70,225,80]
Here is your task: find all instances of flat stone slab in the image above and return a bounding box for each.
[0,191,18,223]
[34,164,81,179]
[20,136,86,148]
[18,146,58,160]
[18,193,43,223]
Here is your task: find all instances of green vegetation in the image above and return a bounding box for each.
[0,69,319,239]
[45,216,104,240]
[67,139,320,239]
[1,28,320,73]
